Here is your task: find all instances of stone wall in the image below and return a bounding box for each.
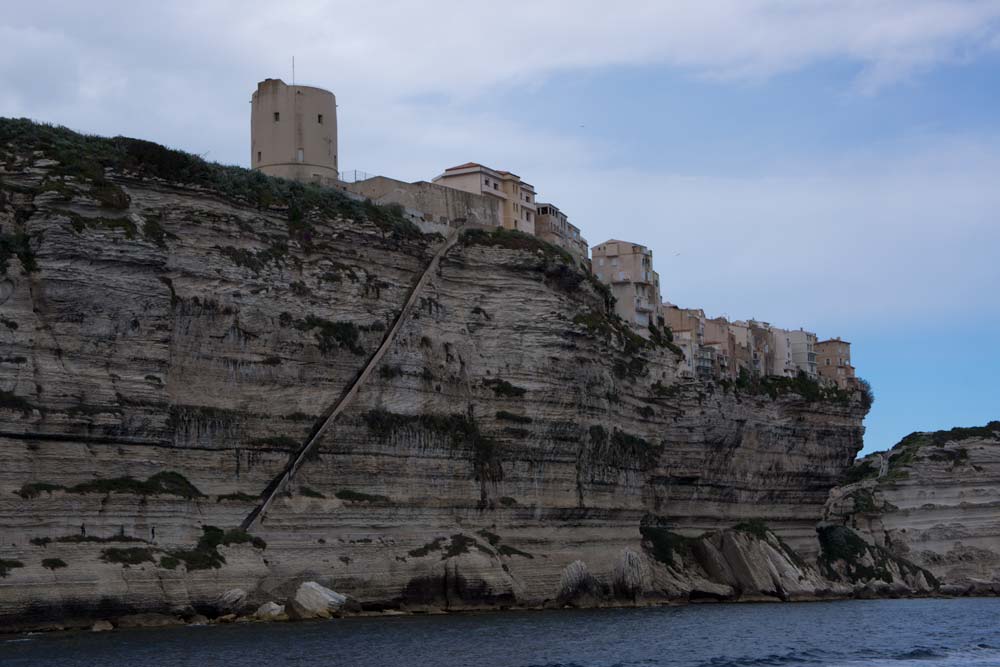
[337,175,501,231]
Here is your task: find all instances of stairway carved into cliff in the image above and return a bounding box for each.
[241,225,466,531]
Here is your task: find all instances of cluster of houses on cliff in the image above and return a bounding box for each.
[250,78,858,390]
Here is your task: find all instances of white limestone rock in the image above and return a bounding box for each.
[254,601,287,621]
[290,582,347,619]
[216,588,248,613]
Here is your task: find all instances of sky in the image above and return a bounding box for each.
[2,1,999,455]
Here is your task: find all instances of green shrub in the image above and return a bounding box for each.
[484,378,526,398]
[142,215,171,248]
[299,486,326,498]
[335,489,388,503]
[651,381,681,399]
[16,482,65,499]
[41,558,67,570]
[639,524,692,566]
[54,534,146,544]
[100,547,155,566]
[442,534,492,560]
[0,231,37,275]
[379,364,404,380]
[168,525,265,572]
[0,390,37,418]
[857,378,875,410]
[249,435,299,448]
[496,411,532,424]
[216,491,260,503]
[159,555,180,570]
[408,537,446,558]
[816,525,938,587]
[363,409,501,483]
[842,460,878,485]
[497,544,534,559]
[734,518,770,540]
[294,315,364,355]
[0,559,24,577]
[461,227,572,264]
[68,471,203,499]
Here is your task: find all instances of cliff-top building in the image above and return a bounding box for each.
[787,329,818,378]
[592,240,663,334]
[535,202,589,264]
[251,78,338,184]
[816,337,856,389]
[433,163,536,234]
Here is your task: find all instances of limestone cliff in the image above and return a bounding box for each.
[0,120,870,629]
[825,422,1000,594]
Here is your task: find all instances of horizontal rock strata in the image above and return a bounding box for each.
[0,121,872,629]
[826,423,1000,593]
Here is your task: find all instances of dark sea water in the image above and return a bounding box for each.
[2,598,999,667]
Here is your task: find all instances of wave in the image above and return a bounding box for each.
[688,644,1000,667]
[825,644,1000,667]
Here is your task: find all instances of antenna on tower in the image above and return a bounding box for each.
[292,56,295,85]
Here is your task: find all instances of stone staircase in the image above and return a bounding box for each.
[241,225,466,531]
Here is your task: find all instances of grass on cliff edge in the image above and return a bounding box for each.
[876,420,999,478]
[0,117,421,240]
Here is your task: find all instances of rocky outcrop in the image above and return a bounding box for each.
[826,423,1000,592]
[0,120,870,629]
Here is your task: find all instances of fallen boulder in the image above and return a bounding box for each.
[91,619,114,632]
[254,601,288,621]
[216,588,248,614]
[288,582,348,619]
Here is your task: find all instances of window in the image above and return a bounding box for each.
[598,258,604,266]
[273,112,280,122]
[493,183,498,190]
[297,148,304,162]
[318,114,324,124]
[257,151,262,163]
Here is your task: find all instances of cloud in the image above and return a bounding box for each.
[549,134,1000,335]
[2,1,999,339]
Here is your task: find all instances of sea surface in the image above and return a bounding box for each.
[2,598,999,667]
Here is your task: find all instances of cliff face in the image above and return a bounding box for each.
[826,423,1000,594]
[0,121,869,628]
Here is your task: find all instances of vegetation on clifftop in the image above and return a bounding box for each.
[876,421,999,479]
[0,117,421,239]
[721,368,870,408]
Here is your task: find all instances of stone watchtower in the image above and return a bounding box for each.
[250,78,338,183]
